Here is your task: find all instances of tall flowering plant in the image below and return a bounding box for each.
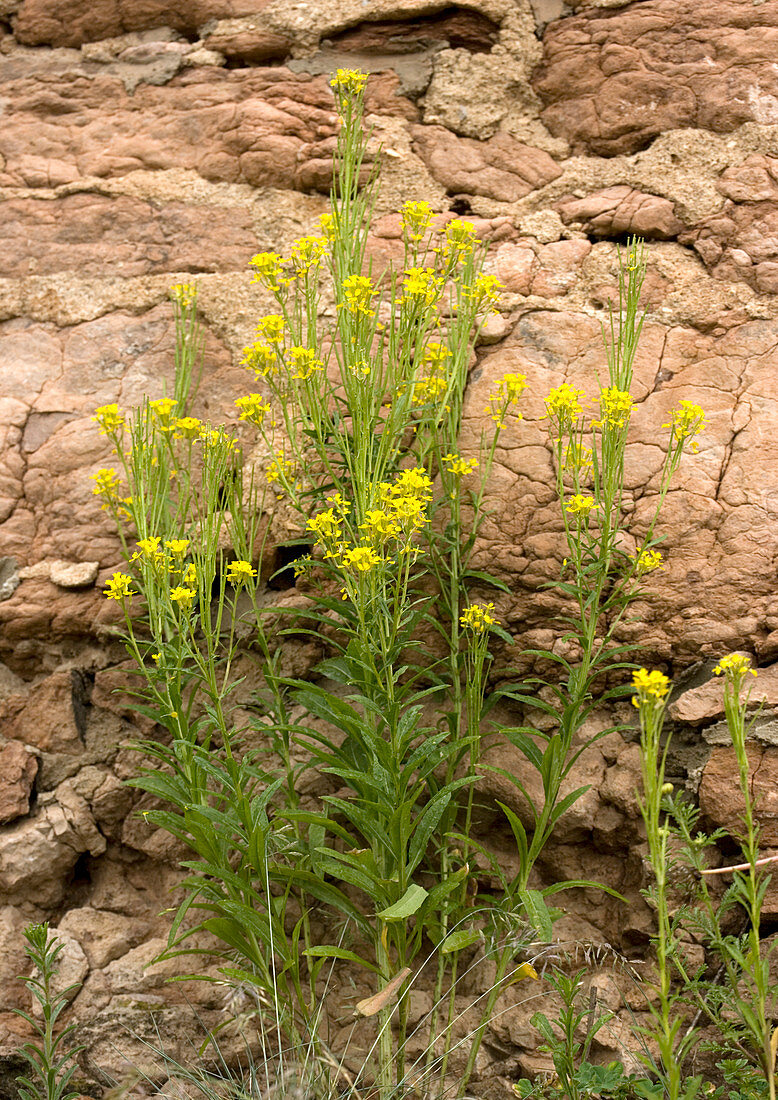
[90,69,710,1100]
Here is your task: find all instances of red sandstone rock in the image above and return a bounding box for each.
[13,0,273,47]
[411,125,562,204]
[0,740,38,823]
[1,194,262,278]
[699,745,778,845]
[557,186,685,240]
[0,69,342,192]
[534,0,778,154]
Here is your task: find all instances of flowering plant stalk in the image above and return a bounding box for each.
[90,70,712,1100]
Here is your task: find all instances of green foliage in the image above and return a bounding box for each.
[13,923,84,1100]
[89,67,709,1100]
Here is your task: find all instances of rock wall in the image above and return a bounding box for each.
[2,0,778,1094]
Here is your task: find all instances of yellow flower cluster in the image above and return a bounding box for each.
[400,266,443,308]
[342,274,375,317]
[636,549,663,574]
[632,668,670,706]
[460,603,498,634]
[249,252,285,292]
[200,427,238,453]
[544,383,586,429]
[306,468,433,578]
[93,403,125,436]
[563,443,593,474]
[443,219,477,261]
[467,273,503,313]
[241,341,278,379]
[714,653,757,678]
[664,400,707,452]
[291,236,327,277]
[149,397,178,431]
[173,416,203,440]
[226,559,257,586]
[170,585,196,611]
[289,346,324,380]
[256,315,286,342]
[442,453,478,478]
[266,450,294,493]
[104,572,136,601]
[170,283,197,309]
[342,546,382,573]
[330,68,367,96]
[235,394,271,427]
[566,494,596,516]
[485,371,527,430]
[319,212,336,242]
[401,200,434,242]
[91,468,122,508]
[595,387,634,431]
[405,342,450,407]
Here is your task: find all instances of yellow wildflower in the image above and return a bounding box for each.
[563,443,593,474]
[566,494,596,516]
[341,274,375,317]
[467,273,503,312]
[93,403,125,436]
[103,572,136,601]
[149,397,178,432]
[631,668,670,707]
[173,416,203,440]
[182,563,197,586]
[442,453,478,478]
[170,282,196,309]
[249,252,285,291]
[401,200,434,242]
[636,549,663,575]
[360,509,401,542]
[392,466,434,502]
[342,546,382,573]
[226,559,257,586]
[349,359,371,380]
[485,371,527,429]
[241,341,278,379]
[443,219,477,260]
[423,342,451,367]
[255,315,286,342]
[135,536,162,558]
[289,346,324,380]
[595,387,635,431]
[266,450,294,489]
[411,375,448,405]
[165,538,189,560]
[307,509,342,543]
[290,236,327,277]
[169,586,196,611]
[235,394,271,427]
[460,603,498,634]
[199,427,238,452]
[91,468,122,508]
[714,653,757,678]
[319,212,336,242]
[544,383,587,429]
[400,266,443,308]
[664,400,707,452]
[330,68,367,96]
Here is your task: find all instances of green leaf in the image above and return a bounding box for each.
[440,928,482,954]
[518,888,554,941]
[377,883,428,922]
[303,946,381,974]
[462,569,511,593]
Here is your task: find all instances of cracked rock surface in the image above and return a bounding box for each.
[2,0,778,1092]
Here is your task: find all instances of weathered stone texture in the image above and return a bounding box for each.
[2,0,778,1087]
[533,0,778,155]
